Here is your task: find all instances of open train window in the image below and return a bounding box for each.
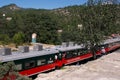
[37,59,46,66]
[16,64,22,70]
[25,61,35,69]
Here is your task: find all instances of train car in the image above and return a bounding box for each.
[0,45,60,76]
[55,37,120,67]
[102,37,120,53]
[55,43,93,66]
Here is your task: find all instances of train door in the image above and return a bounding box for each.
[55,52,64,68]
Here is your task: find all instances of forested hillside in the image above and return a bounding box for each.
[0,0,120,45]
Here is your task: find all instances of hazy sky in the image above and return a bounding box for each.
[0,0,88,9]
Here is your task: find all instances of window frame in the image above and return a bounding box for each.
[37,59,46,66]
[25,60,36,69]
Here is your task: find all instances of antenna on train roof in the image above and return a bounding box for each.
[69,42,75,46]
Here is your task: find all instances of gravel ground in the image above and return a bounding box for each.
[35,49,120,80]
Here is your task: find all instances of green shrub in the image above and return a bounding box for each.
[13,32,25,46]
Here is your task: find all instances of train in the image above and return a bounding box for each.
[0,37,120,79]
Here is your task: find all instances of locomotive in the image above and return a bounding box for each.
[0,37,120,77]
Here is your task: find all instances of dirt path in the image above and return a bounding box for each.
[35,50,120,80]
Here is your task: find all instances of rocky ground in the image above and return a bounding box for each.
[35,49,120,80]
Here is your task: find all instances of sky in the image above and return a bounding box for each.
[0,0,88,9]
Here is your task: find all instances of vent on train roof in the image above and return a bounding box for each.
[0,48,11,56]
[62,42,69,47]
[18,46,29,53]
[69,42,75,46]
[75,43,78,46]
[33,44,43,51]
[62,42,75,47]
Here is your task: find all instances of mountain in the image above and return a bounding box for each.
[0,4,21,13]
[1,4,21,10]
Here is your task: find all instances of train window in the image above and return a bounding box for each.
[48,58,54,64]
[57,53,62,60]
[25,61,35,69]
[16,64,22,70]
[77,50,81,55]
[37,59,46,66]
[104,44,108,48]
[72,51,78,57]
[78,52,81,55]
[82,49,87,54]
[65,51,78,59]
[65,52,71,59]
[108,43,113,47]
[59,53,62,58]
[78,49,84,55]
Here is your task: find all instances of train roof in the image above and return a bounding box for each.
[103,37,120,45]
[56,37,120,52]
[0,48,59,62]
[55,45,84,52]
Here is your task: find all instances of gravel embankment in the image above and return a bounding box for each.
[35,49,120,80]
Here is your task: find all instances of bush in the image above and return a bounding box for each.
[0,62,32,80]
[0,34,11,45]
[13,32,25,46]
